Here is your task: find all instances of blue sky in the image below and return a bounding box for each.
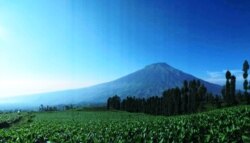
[0,0,250,97]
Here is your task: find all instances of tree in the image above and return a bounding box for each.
[181,80,189,114]
[198,84,207,110]
[243,60,250,104]
[168,89,175,115]
[224,71,237,105]
[106,95,121,110]
[230,75,236,105]
[65,104,74,110]
[39,105,57,112]
[162,90,169,115]
[107,97,111,110]
[226,70,232,79]
[225,70,231,105]
[39,104,44,111]
[113,95,121,110]
[188,80,198,113]
[173,87,181,114]
[163,89,175,115]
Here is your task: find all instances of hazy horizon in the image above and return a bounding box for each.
[0,62,244,99]
[1,0,250,98]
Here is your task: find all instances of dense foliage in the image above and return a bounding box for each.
[109,80,217,116]
[0,106,248,142]
[0,113,21,123]
[107,95,121,110]
[0,112,24,128]
[39,105,58,112]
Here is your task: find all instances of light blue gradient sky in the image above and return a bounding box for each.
[0,0,250,97]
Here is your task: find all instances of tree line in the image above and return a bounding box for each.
[39,104,76,112]
[39,104,58,112]
[108,80,217,115]
[107,60,250,116]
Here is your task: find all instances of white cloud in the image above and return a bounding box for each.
[206,71,223,78]
[205,69,244,86]
[222,69,242,74]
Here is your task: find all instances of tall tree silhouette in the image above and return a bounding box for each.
[243,60,250,104]
[198,84,207,110]
[107,97,111,110]
[106,95,121,110]
[230,75,236,105]
[181,80,189,113]
[225,70,231,105]
[173,87,181,114]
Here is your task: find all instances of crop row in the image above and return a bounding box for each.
[0,106,249,143]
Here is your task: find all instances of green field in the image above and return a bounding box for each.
[0,106,249,143]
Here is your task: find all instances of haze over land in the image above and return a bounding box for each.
[0,63,222,109]
[0,0,250,104]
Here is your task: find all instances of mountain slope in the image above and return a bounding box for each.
[6,63,222,106]
[81,63,221,101]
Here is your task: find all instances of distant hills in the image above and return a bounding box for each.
[3,63,222,107]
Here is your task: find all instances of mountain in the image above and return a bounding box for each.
[3,63,222,107]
